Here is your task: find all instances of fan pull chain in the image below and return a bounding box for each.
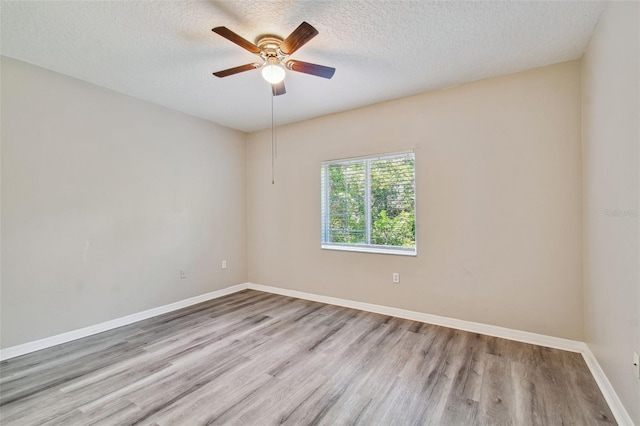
[271,92,275,184]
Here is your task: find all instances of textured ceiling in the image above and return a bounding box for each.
[1,1,604,132]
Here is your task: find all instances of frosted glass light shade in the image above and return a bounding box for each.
[261,64,285,84]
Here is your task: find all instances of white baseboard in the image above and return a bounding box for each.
[0,283,249,361]
[247,282,633,425]
[581,347,635,426]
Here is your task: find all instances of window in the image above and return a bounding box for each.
[321,151,416,256]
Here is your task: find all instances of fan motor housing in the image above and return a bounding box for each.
[256,35,286,62]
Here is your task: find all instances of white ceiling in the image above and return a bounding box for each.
[1,1,604,133]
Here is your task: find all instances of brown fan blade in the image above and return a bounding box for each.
[279,21,318,55]
[213,63,261,78]
[212,27,260,54]
[286,60,335,79]
[272,81,286,96]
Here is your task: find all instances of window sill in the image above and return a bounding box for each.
[321,244,417,256]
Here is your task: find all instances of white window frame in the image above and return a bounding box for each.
[321,151,417,256]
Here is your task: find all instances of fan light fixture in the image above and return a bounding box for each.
[261,64,285,84]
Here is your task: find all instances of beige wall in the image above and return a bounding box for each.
[1,57,247,348]
[247,61,584,340]
[582,2,640,423]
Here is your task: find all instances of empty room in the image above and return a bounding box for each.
[1,1,638,425]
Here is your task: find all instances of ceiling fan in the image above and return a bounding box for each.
[211,22,335,96]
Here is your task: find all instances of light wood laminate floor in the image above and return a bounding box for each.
[0,290,615,425]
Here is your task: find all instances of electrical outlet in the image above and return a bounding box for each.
[634,352,639,379]
[180,269,187,279]
[222,260,227,269]
[392,273,400,283]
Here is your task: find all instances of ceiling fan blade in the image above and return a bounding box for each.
[272,81,286,96]
[212,26,261,54]
[213,63,261,78]
[279,22,318,55]
[286,60,335,79]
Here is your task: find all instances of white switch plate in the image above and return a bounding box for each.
[222,260,227,269]
[180,269,187,279]
[634,352,639,379]
[392,273,400,283]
